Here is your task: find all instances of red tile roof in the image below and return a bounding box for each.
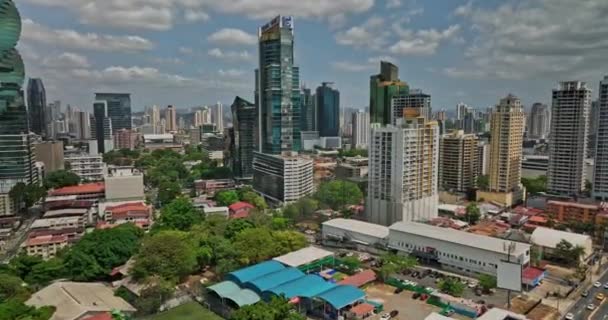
[338,269,377,287]
[229,201,255,212]
[523,266,545,280]
[26,234,68,246]
[49,182,105,196]
[350,303,375,316]
[528,216,548,224]
[83,313,113,320]
[105,202,150,219]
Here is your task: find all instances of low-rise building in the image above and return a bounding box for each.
[530,227,593,260]
[321,218,389,249]
[98,201,151,230]
[48,182,106,201]
[26,281,136,320]
[65,153,105,181]
[389,222,530,276]
[545,200,600,223]
[194,179,235,196]
[104,169,144,201]
[229,201,255,219]
[113,129,140,150]
[335,156,368,179]
[24,234,69,260]
[202,206,229,218]
[31,216,84,230]
[0,192,15,217]
[142,134,182,152]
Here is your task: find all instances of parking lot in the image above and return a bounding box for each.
[392,267,509,308]
[365,283,447,320]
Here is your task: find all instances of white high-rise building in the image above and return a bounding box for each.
[593,76,608,200]
[212,102,224,133]
[194,110,204,127]
[528,103,550,139]
[352,110,369,149]
[165,105,177,132]
[367,108,439,226]
[547,81,591,196]
[252,152,314,204]
[456,102,468,120]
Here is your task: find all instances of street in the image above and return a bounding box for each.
[567,271,608,320]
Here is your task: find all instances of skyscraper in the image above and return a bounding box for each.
[256,15,301,154]
[316,82,340,137]
[74,111,90,140]
[528,102,550,139]
[547,81,591,196]
[94,93,131,131]
[391,89,431,125]
[212,102,224,133]
[456,102,468,121]
[27,78,46,137]
[593,76,608,200]
[477,94,525,206]
[439,130,479,193]
[352,110,370,149]
[370,61,409,125]
[194,110,204,127]
[0,0,38,187]
[253,16,313,204]
[165,105,177,132]
[91,101,113,154]
[300,86,315,131]
[367,108,439,226]
[231,96,256,180]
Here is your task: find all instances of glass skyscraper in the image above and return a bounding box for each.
[0,0,38,186]
[300,86,315,132]
[370,61,409,125]
[231,96,256,180]
[316,82,340,137]
[94,93,132,131]
[255,15,301,154]
[27,78,46,137]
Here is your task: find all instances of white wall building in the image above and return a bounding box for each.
[351,111,369,149]
[530,227,593,260]
[212,102,224,133]
[253,152,314,204]
[389,222,530,276]
[593,76,608,200]
[65,153,105,181]
[322,218,389,247]
[104,169,144,202]
[367,111,439,226]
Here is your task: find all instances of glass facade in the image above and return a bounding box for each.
[94,93,132,131]
[300,86,315,132]
[231,96,256,180]
[27,78,46,136]
[316,82,340,137]
[370,61,409,125]
[256,16,301,154]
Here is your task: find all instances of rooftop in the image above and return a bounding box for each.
[43,208,89,218]
[547,200,598,210]
[323,218,390,239]
[49,183,105,196]
[25,234,68,246]
[530,227,592,250]
[390,222,530,256]
[31,216,82,229]
[273,246,334,268]
[229,201,255,212]
[26,281,136,320]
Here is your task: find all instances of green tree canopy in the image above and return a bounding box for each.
[0,273,29,302]
[215,190,240,206]
[272,231,308,256]
[340,256,362,274]
[477,175,489,190]
[133,230,198,283]
[315,180,363,210]
[43,170,80,190]
[155,197,202,231]
[232,228,277,265]
[230,296,306,320]
[463,202,481,224]
[157,180,182,206]
[521,175,547,195]
[224,219,255,239]
[554,239,586,266]
[478,274,497,292]
[439,278,465,297]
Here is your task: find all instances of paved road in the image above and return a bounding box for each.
[567,271,608,320]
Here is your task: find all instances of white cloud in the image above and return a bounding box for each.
[218,69,247,78]
[332,55,397,72]
[387,0,401,8]
[389,25,460,55]
[178,47,194,55]
[42,52,90,69]
[335,16,390,49]
[208,28,257,46]
[21,19,154,53]
[24,0,374,30]
[447,0,608,80]
[453,1,473,17]
[70,66,199,87]
[184,9,210,22]
[150,57,184,65]
[207,48,253,62]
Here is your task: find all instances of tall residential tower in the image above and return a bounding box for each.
[370,61,409,125]
[27,78,46,137]
[593,76,608,200]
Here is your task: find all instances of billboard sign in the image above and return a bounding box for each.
[497,260,522,292]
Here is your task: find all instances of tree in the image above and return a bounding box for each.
[477,175,489,190]
[478,274,497,292]
[340,256,362,273]
[0,299,55,320]
[224,219,255,239]
[439,278,465,297]
[339,149,368,158]
[157,180,181,206]
[240,191,268,210]
[10,183,46,210]
[25,258,65,287]
[130,281,174,316]
[215,190,240,206]
[43,170,80,189]
[272,231,308,256]
[133,230,198,283]
[233,228,278,265]
[9,254,44,280]
[463,202,481,224]
[155,197,202,231]
[521,176,547,195]
[555,239,586,266]
[315,180,363,210]
[378,253,417,280]
[230,296,305,320]
[0,274,29,302]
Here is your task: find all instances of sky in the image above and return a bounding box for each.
[15,0,608,113]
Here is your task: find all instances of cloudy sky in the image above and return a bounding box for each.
[16,0,608,113]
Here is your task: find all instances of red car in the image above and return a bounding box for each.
[420,294,429,301]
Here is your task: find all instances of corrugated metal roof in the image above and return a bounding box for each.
[226,260,285,285]
[322,218,389,239]
[262,274,336,299]
[530,227,591,250]
[273,246,333,267]
[316,285,365,309]
[245,268,305,293]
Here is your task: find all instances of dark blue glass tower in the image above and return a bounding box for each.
[316,82,340,137]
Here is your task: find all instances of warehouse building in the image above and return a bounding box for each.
[389,222,530,276]
[530,227,593,261]
[321,218,389,252]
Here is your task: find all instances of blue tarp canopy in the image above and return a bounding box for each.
[226,260,285,285]
[245,267,305,293]
[262,274,337,300]
[207,281,261,307]
[316,285,365,309]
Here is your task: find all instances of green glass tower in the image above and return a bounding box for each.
[255,15,301,154]
[0,0,38,186]
[370,61,409,125]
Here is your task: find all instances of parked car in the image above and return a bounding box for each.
[475,288,483,296]
[587,304,596,311]
[468,281,478,288]
[594,281,601,288]
[380,313,391,320]
[389,310,399,317]
[412,292,421,299]
[420,294,429,301]
[394,288,403,294]
[412,271,420,278]
[596,293,605,301]
[582,290,589,297]
[565,313,574,320]
[446,310,455,317]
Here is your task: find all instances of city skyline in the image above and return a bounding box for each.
[16,1,608,112]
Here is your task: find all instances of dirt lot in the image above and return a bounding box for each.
[364,283,469,320]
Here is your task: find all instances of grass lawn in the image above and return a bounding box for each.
[141,302,223,320]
